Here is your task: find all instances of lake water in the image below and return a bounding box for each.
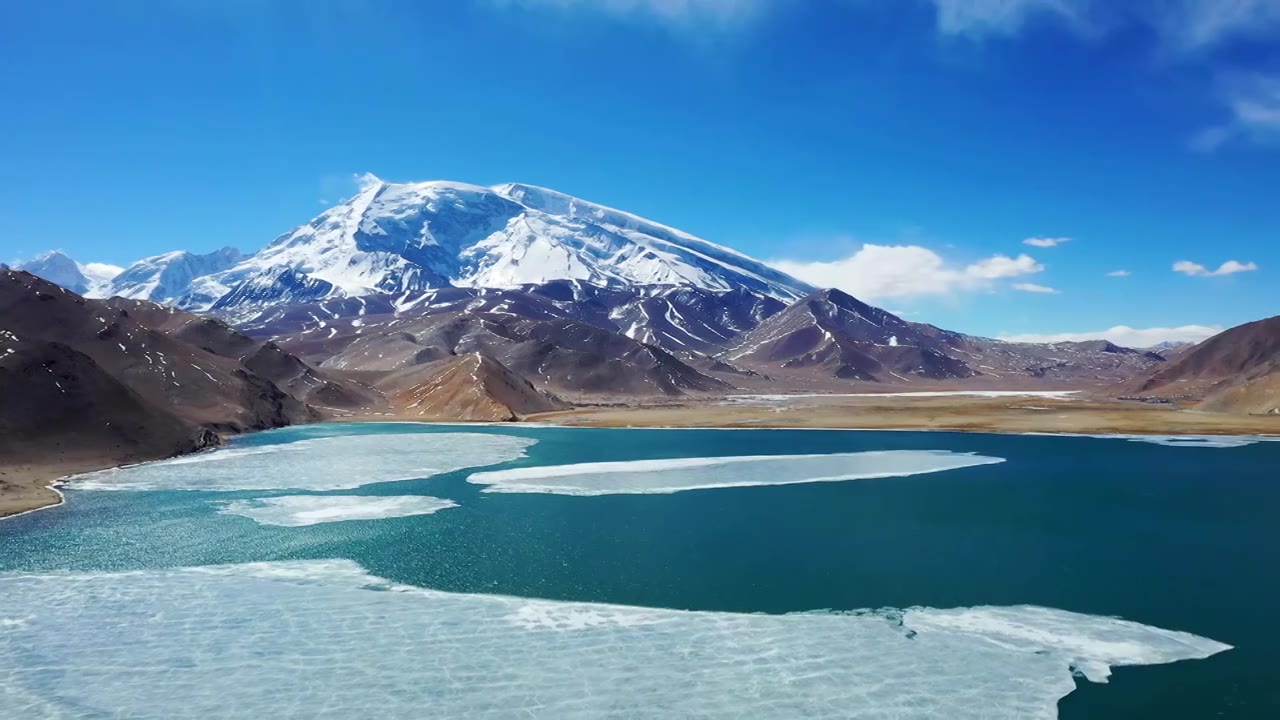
[1,423,1277,718]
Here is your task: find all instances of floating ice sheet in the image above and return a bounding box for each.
[0,560,1229,719]
[1025,432,1278,448]
[1115,434,1269,448]
[468,450,1004,496]
[217,495,458,527]
[71,433,536,492]
[724,391,1079,405]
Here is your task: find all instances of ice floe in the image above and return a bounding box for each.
[722,391,1079,405]
[1025,432,1278,448]
[217,495,458,527]
[71,433,535,492]
[468,450,1004,496]
[0,560,1230,719]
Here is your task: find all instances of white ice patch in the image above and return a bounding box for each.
[726,391,1079,403]
[0,560,1229,719]
[468,450,1003,496]
[1025,433,1278,448]
[1115,434,1270,449]
[217,495,458,527]
[71,434,535,492]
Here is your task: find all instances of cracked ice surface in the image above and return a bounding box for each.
[217,495,459,526]
[468,450,1004,496]
[0,560,1229,719]
[70,433,536,492]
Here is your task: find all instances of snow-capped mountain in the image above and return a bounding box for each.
[191,178,813,318]
[107,247,244,305]
[16,252,122,296]
[18,179,812,320]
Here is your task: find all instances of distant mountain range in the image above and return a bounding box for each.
[18,179,811,319]
[9,178,1273,416]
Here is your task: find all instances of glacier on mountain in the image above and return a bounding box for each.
[17,179,811,321]
[15,252,122,297]
[107,247,244,305]
[186,179,812,316]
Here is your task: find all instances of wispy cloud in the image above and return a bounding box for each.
[1012,282,1060,294]
[1152,0,1280,51]
[770,243,1044,300]
[1193,74,1280,151]
[492,0,1280,50]
[1106,269,1131,277]
[491,0,766,23]
[1173,259,1259,277]
[929,0,1082,38]
[999,324,1222,347]
[1023,236,1070,248]
[354,172,384,192]
[926,0,1280,51]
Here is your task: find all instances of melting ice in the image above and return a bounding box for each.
[217,495,458,527]
[70,433,536,492]
[468,450,1004,496]
[0,560,1229,719]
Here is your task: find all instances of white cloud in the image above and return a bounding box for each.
[926,0,1280,50]
[1152,0,1280,51]
[1012,282,1060,294]
[354,172,384,191]
[929,0,1081,38]
[1023,236,1070,248]
[998,324,1223,347]
[80,262,125,279]
[770,243,1044,300]
[1173,259,1259,277]
[1193,74,1280,151]
[1107,269,1131,277]
[492,0,765,23]
[494,0,1280,48]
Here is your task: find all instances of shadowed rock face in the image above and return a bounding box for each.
[277,306,728,399]
[392,353,567,421]
[100,297,384,414]
[0,341,218,493]
[1124,316,1280,414]
[726,289,977,383]
[0,270,341,438]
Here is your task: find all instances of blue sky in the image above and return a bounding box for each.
[1,0,1276,344]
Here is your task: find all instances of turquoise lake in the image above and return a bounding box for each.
[1,423,1277,718]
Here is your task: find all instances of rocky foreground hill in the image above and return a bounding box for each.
[1123,316,1280,415]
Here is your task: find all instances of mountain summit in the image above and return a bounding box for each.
[189,179,814,317]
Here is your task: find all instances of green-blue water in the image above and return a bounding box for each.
[2,423,1277,717]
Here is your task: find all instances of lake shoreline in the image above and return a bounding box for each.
[4,396,1277,519]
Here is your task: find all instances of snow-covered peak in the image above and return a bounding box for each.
[80,262,125,295]
[108,247,243,304]
[24,180,814,319]
[191,178,813,317]
[16,251,123,297]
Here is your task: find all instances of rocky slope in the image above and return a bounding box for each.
[391,353,567,421]
[0,339,218,515]
[1125,315,1280,414]
[280,306,727,399]
[101,297,383,413]
[0,270,314,432]
[726,289,974,383]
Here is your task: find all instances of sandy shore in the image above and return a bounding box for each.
[0,459,110,519]
[5,394,1276,520]
[529,394,1280,436]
